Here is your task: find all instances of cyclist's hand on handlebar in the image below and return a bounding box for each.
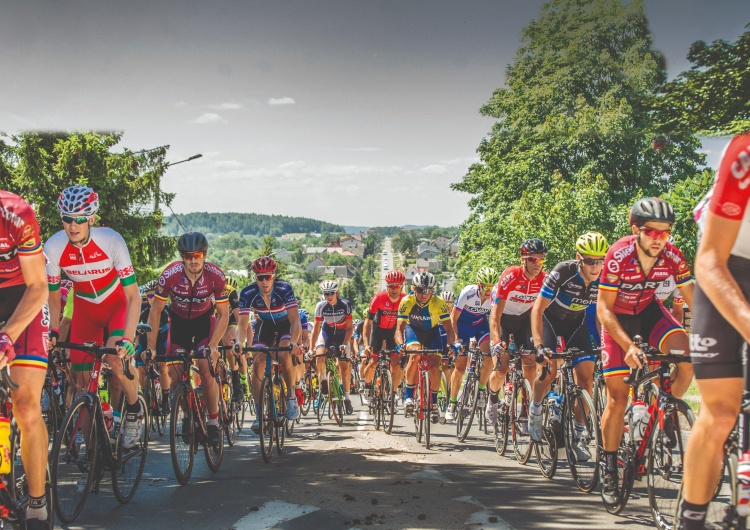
[233,342,242,355]
[47,328,59,351]
[450,341,462,355]
[492,342,506,356]
[116,338,136,359]
[364,345,373,356]
[624,343,644,369]
[0,332,15,369]
[394,344,404,355]
[209,345,221,364]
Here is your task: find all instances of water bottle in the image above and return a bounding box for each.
[52,381,61,397]
[102,401,114,432]
[547,391,562,423]
[0,417,11,474]
[737,451,750,516]
[631,400,648,441]
[503,382,513,406]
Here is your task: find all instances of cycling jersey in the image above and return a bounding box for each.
[599,236,693,315]
[454,285,492,326]
[493,265,546,316]
[154,261,227,320]
[239,280,298,323]
[45,227,137,301]
[655,275,684,304]
[314,299,352,332]
[367,291,406,329]
[540,260,599,322]
[397,294,449,333]
[0,191,43,290]
[220,288,239,326]
[353,320,364,339]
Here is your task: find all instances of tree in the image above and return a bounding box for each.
[1,131,176,281]
[452,0,703,281]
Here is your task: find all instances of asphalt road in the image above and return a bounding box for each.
[59,394,658,530]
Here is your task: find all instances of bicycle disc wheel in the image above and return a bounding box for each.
[328,372,343,427]
[457,376,479,442]
[169,385,194,485]
[494,402,510,456]
[423,372,431,450]
[512,378,534,465]
[564,388,599,493]
[534,400,558,480]
[647,399,696,530]
[258,378,274,463]
[112,394,149,504]
[51,395,97,524]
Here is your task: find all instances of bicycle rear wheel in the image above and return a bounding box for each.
[301,373,313,416]
[647,399,696,530]
[564,388,598,493]
[221,377,236,448]
[169,385,194,485]
[382,371,395,434]
[534,400,558,479]
[112,394,149,504]
[457,375,479,442]
[51,395,97,524]
[438,371,448,425]
[328,371,343,427]
[41,383,58,452]
[258,378,274,463]
[512,378,534,465]
[277,381,288,451]
[422,372,431,450]
[373,369,382,431]
[494,402,510,456]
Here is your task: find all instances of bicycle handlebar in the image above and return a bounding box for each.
[623,335,692,385]
[56,341,134,380]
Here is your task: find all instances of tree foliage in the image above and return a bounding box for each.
[162,212,343,237]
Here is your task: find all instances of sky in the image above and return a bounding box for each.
[1,1,748,228]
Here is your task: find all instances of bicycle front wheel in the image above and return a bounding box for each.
[512,378,534,465]
[258,378,274,463]
[328,371,343,427]
[534,400,558,479]
[221,377,236,448]
[564,388,598,493]
[51,395,97,524]
[301,373,313,416]
[422,372,431,450]
[112,394,149,504]
[457,375,479,442]
[170,384,194,485]
[494,401,510,456]
[382,371,395,434]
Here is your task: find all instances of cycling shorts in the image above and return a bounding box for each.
[253,318,291,347]
[369,327,398,357]
[456,319,491,355]
[494,311,533,355]
[542,314,598,369]
[601,299,684,378]
[691,256,750,380]
[2,286,50,371]
[168,310,215,365]
[315,325,348,355]
[69,290,127,372]
[404,325,445,352]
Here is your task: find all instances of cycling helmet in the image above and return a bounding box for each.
[298,308,309,319]
[353,319,362,326]
[520,238,548,255]
[251,256,277,274]
[139,285,148,297]
[440,290,456,303]
[575,232,609,257]
[57,186,99,217]
[412,272,436,289]
[225,276,238,291]
[177,232,208,254]
[143,279,158,292]
[629,197,675,226]
[320,280,339,292]
[476,267,499,285]
[384,270,405,284]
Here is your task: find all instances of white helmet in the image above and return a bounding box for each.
[440,290,456,303]
[57,186,99,217]
[320,279,339,292]
[412,272,436,289]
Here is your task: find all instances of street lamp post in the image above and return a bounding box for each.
[155,153,202,212]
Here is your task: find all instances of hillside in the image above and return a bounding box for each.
[161,212,344,237]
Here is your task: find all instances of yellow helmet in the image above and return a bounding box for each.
[226,276,239,291]
[575,232,609,257]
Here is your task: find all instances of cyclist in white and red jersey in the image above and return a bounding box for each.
[486,238,548,418]
[678,134,750,530]
[0,191,52,529]
[147,232,229,447]
[46,186,144,450]
[597,197,694,508]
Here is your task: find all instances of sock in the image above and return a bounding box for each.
[26,495,47,521]
[344,392,350,400]
[478,384,486,391]
[603,450,617,472]
[431,390,438,405]
[207,413,219,427]
[255,404,260,415]
[126,400,141,414]
[574,422,585,434]
[678,499,708,530]
[450,397,458,404]
[530,401,542,415]
[489,390,499,404]
[405,384,415,400]
[296,380,302,389]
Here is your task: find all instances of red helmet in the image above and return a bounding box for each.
[251,256,277,274]
[384,270,405,284]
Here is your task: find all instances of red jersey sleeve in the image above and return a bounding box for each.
[494,266,518,302]
[708,134,750,220]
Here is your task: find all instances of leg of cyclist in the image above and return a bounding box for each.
[477,334,492,406]
[277,338,299,420]
[338,347,354,414]
[250,352,267,433]
[448,352,467,422]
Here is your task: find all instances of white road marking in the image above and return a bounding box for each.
[357,410,368,431]
[455,496,515,529]
[408,466,452,482]
[233,500,319,530]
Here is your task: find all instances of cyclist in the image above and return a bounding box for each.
[677,134,750,530]
[598,197,694,508]
[527,232,608,455]
[219,275,244,400]
[46,186,144,452]
[237,256,302,433]
[655,268,686,324]
[396,272,458,423]
[446,268,498,422]
[0,190,52,529]
[439,290,456,404]
[310,280,355,415]
[487,238,548,418]
[361,270,406,403]
[137,280,169,414]
[147,232,229,447]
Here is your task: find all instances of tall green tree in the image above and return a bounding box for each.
[1,131,176,281]
[452,0,703,283]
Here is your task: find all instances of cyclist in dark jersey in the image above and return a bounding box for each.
[678,134,750,530]
[218,276,244,399]
[310,279,355,414]
[137,280,169,411]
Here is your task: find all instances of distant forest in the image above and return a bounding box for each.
[161,212,344,237]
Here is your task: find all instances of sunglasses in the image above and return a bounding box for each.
[181,251,205,260]
[61,215,90,225]
[387,284,402,289]
[640,227,672,241]
[147,293,155,299]
[524,256,545,265]
[415,287,433,295]
[581,257,604,267]
[478,284,493,291]
[254,274,274,282]
[323,291,337,296]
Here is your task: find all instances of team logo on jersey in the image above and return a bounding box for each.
[607,260,619,273]
[606,274,618,283]
[90,251,103,259]
[721,202,742,217]
[549,270,560,282]
[21,224,33,239]
[69,253,77,260]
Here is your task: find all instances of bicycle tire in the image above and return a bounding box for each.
[512,378,534,465]
[603,434,636,515]
[278,380,288,449]
[328,371,343,427]
[41,383,58,452]
[564,388,599,493]
[438,371,448,425]
[301,373,313,416]
[373,368,382,431]
[9,421,54,530]
[423,371,431,450]
[258,378,274,463]
[169,384,194,485]
[51,395,97,524]
[457,374,479,442]
[237,397,246,431]
[112,394,149,504]
[383,371,395,435]
[534,398,558,480]
[222,375,236,448]
[494,402,510,456]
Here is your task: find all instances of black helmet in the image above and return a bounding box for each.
[629,198,675,226]
[177,232,209,254]
[520,238,548,255]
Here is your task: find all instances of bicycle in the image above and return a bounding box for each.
[217,345,240,447]
[151,347,225,485]
[312,346,347,427]
[41,350,68,452]
[142,354,167,438]
[602,336,694,530]
[404,349,442,450]
[369,351,396,434]
[493,337,535,465]
[0,367,55,530]
[437,356,452,425]
[456,346,488,442]
[533,347,601,492]
[51,337,147,523]
[300,354,317,418]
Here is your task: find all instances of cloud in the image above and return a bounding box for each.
[208,102,243,110]
[268,97,296,106]
[173,101,187,108]
[190,113,227,124]
[419,164,449,175]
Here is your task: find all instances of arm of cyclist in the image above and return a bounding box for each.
[115,281,142,358]
[489,298,506,356]
[442,318,457,349]
[208,300,230,362]
[597,288,642,369]
[287,305,302,354]
[340,317,354,356]
[531,295,553,360]
[147,294,168,353]
[309,319,322,352]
